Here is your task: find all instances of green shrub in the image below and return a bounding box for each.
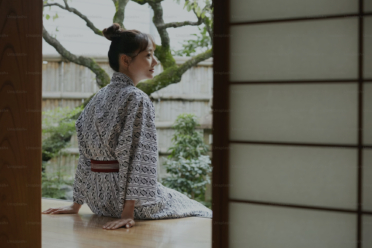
[161,114,212,209]
[42,106,82,162]
[41,160,74,199]
[42,106,80,199]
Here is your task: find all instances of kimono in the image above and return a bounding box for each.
[72,71,212,220]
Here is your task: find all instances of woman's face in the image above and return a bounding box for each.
[119,40,158,86]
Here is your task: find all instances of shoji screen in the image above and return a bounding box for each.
[220,0,371,247]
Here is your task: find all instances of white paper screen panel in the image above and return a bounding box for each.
[229,84,358,144]
[229,202,356,248]
[365,0,372,12]
[365,83,372,145]
[364,17,372,79]
[229,143,357,209]
[363,215,372,248]
[230,0,357,23]
[229,18,359,82]
[363,149,372,211]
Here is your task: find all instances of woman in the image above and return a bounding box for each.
[42,23,213,230]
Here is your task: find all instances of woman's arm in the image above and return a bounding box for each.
[102,199,136,230]
[114,92,158,214]
[42,202,82,215]
[72,202,83,212]
[72,149,90,206]
[121,200,135,219]
[42,156,85,216]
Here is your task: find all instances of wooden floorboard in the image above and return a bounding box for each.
[42,198,212,248]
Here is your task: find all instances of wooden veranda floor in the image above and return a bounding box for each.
[42,198,212,248]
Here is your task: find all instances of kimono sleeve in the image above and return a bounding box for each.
[114,92,158,208]
[72,150,90,205]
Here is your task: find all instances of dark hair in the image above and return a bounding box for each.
[102,23,156,72]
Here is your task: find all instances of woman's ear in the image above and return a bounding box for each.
[120,54,131,68]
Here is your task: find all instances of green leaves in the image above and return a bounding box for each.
[171,25,211,57]
[161,113,212,208]
[42,168,74,200]
[182,0,211,18]
[44,13,59,21]
[171,0,213,57]
[41,160,75,200]
[166,114,209,160]
[52,13,59,21]
[41,104,80,200]
[42,106,83,161]
[43,0,60,21]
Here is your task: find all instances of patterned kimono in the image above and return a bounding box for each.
[73,71,212,220]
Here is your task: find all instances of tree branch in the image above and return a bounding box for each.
[147,1,176,69]
[159,18,203,29]
[140,0,212,68]
[131,0,176,68]
[191,1,213,46]
[159,1,211,30]
[137,48,212,95]
[178,48,212,74]
[43,0,103,36]
[111,0,131,29]
[130,0,163,5]
[147,1,170,48]
[42,25,110,88]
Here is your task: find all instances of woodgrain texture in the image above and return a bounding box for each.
[0,0,42,247]
[42,198,212,248]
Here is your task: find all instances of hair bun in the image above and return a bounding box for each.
[102,23,122,41]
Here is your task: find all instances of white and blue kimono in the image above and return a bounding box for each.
[73,71,212,219]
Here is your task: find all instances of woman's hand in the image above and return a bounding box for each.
[102,217,135,230]
[103,199,136,230]
[42,203,81,215]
